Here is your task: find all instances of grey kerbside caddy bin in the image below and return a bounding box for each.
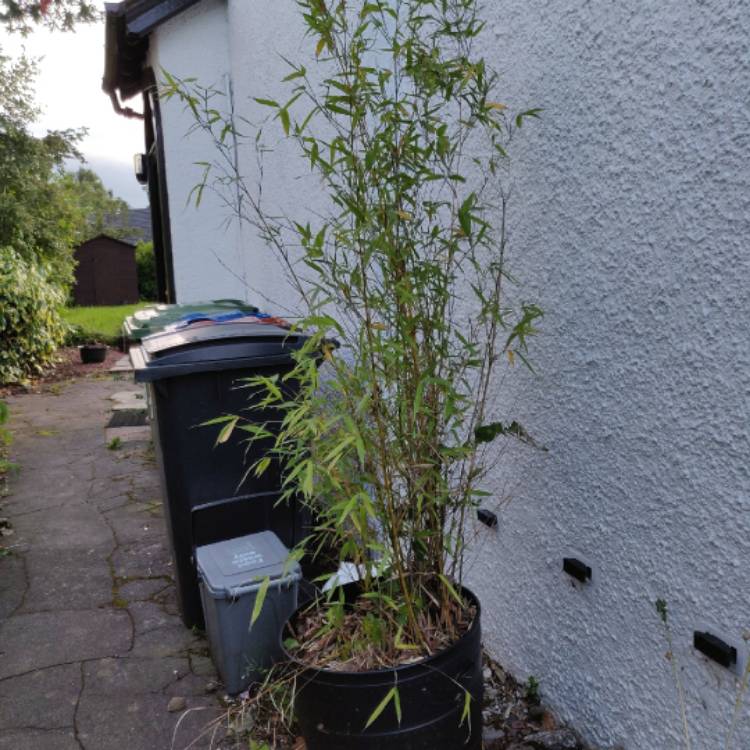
[196,531,301,695]
[130,321,310,629]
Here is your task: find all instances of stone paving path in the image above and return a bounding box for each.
[0,378,226,750]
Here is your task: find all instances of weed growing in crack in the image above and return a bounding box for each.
[655,598,749,750]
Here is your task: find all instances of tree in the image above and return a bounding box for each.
[135,241,157,301]
[168,0,542,683]
[1,0,97,34]
[0,49,84,287]
[0,0,102,384]
[0,56,134,286]
[56,167,133,243]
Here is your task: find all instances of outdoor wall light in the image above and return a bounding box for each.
[562,557,592,583]
[477,508,498,529]
[693,631,737,669]
[134,153,148,185]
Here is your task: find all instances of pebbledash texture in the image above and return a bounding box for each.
[102,1,750,746]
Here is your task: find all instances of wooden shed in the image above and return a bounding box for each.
[72,234,139,306]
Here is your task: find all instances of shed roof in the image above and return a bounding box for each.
[78,233,139,250]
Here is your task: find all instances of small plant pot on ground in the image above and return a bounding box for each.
[79,344,107,364]
[282,584,483,750]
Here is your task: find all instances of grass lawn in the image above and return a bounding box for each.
[62,303,150,341]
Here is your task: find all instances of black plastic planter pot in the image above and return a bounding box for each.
[282,585,483,750]
[79,344,107,364]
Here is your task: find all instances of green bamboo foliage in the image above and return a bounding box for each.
[165,0,542,657]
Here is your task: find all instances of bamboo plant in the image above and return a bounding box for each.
[164,0,542,668]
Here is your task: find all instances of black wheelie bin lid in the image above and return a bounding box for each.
[131,321,308,382]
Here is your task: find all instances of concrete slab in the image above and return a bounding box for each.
[77,692,222,750]
[109,355,134,374]
[0,555,26,620]
[0,728,80,750]
[0,663,81,730]
[128,600,174,635]
[84,656,188,696]
[109,389,147,411]
[111,539,173,580]
[118,576,171,602]
[10,504,114,553]
[0,377,223,748]
[105,503,165,546]
[130,623,202,659]
[105,425,151,445]
[0,609,132,679]
[20,548,113,613]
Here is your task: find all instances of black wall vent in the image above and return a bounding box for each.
[563,557,592,583]
[693,631,737,669]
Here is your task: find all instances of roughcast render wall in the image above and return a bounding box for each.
[152,2,750,747]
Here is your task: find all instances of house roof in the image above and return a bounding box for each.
[103,0,202,103]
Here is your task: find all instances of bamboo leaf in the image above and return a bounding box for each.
[460,690,472,728]
[216,417,239,446]
[438,574,463,606]
[515,108,543,128]
[302,460,314,498]
[364,686,398,729]
[279,108,291,136]
[199,414,238,427]
[250,576,270,627]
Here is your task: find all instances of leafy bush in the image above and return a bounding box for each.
[0,399,17,481]
[135,241,157,301]
[0,246,67,384]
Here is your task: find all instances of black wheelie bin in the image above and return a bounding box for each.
[131,320,310,628]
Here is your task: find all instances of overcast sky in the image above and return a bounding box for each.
[4,12,148,206]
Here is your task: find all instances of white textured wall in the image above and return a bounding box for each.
[151,1,750,747]
[464,2,750,748]
[149,0,251,303]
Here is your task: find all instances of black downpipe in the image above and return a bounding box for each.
[143,72,176,303]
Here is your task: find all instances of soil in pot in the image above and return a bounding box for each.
[282,583,483,750]
[79,344,107,364]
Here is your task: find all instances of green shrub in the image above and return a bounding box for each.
[0,246,67,384]
[135,241,157,301]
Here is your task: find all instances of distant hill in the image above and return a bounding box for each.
[103,207,152,245]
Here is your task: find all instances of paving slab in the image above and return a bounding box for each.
[0,728,80,750]
[105,502,165,546]
[0,378,225,749]
[0,663,81,730]
[0,555,26,619]
[109,389,147,411]
[77,692,222,750]
[11,504,114,553]
[130,623,203,659]
[111,538,174,580]
[105,424,152,445]
[20,548,114,613]
[118,576,172,602]
[84,656,188,695]
[0,609,132,679]
[3,484,83,516]
[109,355,134,374]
